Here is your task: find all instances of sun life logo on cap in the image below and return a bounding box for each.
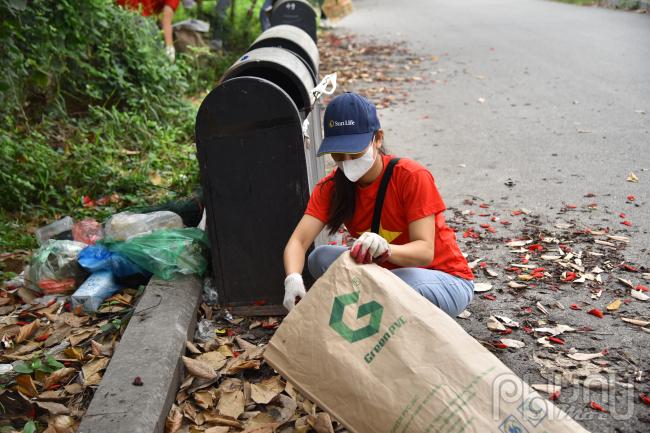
[329,119,356,128]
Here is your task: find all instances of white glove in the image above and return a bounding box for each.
[350,232,390,264]
[283,273,306,312]
[165,45,176,62]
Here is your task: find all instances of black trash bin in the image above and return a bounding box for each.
[195,46,320,314]
[248,24,319,81]
[246,26,324,193]
[271,0,317,43]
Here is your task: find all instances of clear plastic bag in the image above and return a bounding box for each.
[27,240,88,294]
[35,216,74,245]
[202,277,219,305]
[104,211,183,241]
[100,228,209,280]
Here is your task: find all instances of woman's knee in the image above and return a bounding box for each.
[391,268,472,316]
[307,245,346,279]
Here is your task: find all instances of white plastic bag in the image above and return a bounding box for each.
[104,211,183,241]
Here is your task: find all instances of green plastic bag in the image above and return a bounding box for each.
[100,228,209,280]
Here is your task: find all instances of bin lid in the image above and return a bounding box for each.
[249,25,319,82]
[222,47,315,112]
[271,0,317,43]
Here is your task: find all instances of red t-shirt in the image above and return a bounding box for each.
[117,0,179,16]
[306,154,474,280]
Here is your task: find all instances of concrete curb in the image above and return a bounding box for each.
[78,275,202,433]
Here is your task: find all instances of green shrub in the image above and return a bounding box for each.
[0,0,189,120]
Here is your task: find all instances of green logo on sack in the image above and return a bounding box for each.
[329,292,383,343]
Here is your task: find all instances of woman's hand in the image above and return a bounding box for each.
[283,273,306,312]
[351,232,390,264]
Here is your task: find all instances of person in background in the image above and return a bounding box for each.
[116,0,180,61]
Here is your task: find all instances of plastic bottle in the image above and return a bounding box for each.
[35,216,74,245]
[71,271,121,313]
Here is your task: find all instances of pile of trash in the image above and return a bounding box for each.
[24,211,208,312]
[1,210,209,433]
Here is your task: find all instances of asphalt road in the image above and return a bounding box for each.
[332,1,650,432]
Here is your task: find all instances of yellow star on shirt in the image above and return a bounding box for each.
[360,225,402,243]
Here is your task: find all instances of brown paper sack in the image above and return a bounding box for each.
[265,253,589,433]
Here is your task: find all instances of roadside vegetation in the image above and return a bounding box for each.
[0,0,261,253]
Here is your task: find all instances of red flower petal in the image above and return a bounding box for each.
[589,401,607,412]
[627,195,635,202]
[548,336,565,345]
[564,272,578,282]
[621,220,633,227]
[619,213,626,218]
[588,308,604,318]
[549,390,561,401]
[636,284,649,293]
[640,393,650,406]
[570,304,582,310]
[482,294,497,301]
[621,264,638,272]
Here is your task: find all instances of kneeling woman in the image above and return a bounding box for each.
[283,92,474,315]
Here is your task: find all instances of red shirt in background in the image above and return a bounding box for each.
[117,0,179,16]
[306,154,474,280]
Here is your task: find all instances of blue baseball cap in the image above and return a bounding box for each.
[317,92,381,156]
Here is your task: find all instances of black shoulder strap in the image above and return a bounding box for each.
[371,158,401,234]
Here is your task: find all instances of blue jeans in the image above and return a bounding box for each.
[307,246,474,317]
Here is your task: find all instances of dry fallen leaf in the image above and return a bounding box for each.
[240,424,280,433]
[183,355,218,380]
[204,427,230,433]
[16,374,39,397]
[36,401,70,415]
[16,319,40,343]
[631,290,649,301]
[567,351,605,361]
[165,404,183,433]
[473,282,492,293]
[268,394,298,424]
[82,357,109,382]
[486,316,506,332]
[251,376,284,404]
[217,390,245,419]
[193,390,214,409]
[621,317,650,327]
[308,412,335,433]
[531,384,561,394]
[626,172,639,182]
[606,299,622,311]
[507,281,527,289]
[500,339,525,349]
[197,351,227,371]
[43,368,77,389]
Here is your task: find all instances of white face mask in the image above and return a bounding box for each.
[335,144,376,182]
